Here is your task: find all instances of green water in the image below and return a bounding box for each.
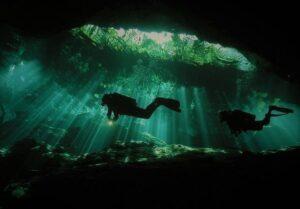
[0,25,299,153]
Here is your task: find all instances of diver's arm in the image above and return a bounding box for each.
[107,108,112,119]
[112,111,119,121]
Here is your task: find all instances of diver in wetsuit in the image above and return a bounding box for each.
[101,93,181,121]
[219,105,294,136]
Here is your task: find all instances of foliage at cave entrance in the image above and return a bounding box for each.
[72,24,255,72]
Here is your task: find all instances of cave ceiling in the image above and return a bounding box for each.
[0,1,298,83]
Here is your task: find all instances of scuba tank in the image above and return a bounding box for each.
[111,93,137,107]
[232,110,256,121]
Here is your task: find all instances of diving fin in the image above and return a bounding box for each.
[269,105,294,114]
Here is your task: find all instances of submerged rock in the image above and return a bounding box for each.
[1,137,300,209]
[4,183,29,199]
[0,137,236,184]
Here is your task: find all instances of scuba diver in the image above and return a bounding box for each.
[219,105,294,136]
[101,93,181,121]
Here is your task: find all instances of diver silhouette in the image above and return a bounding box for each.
[219,105,294,136]
[101,93,181,121]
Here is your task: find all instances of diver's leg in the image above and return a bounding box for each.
[155,97,181,112]
[261,112,272,126]
[256,105,292,130]
[131,98,181,119]
[264,105,293,121]
[257,105,294,127]
[130,102,159,119]
[136,98,179,119]
[253,108,273,130]
[142,100,161,118]
[260,106,282,126]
